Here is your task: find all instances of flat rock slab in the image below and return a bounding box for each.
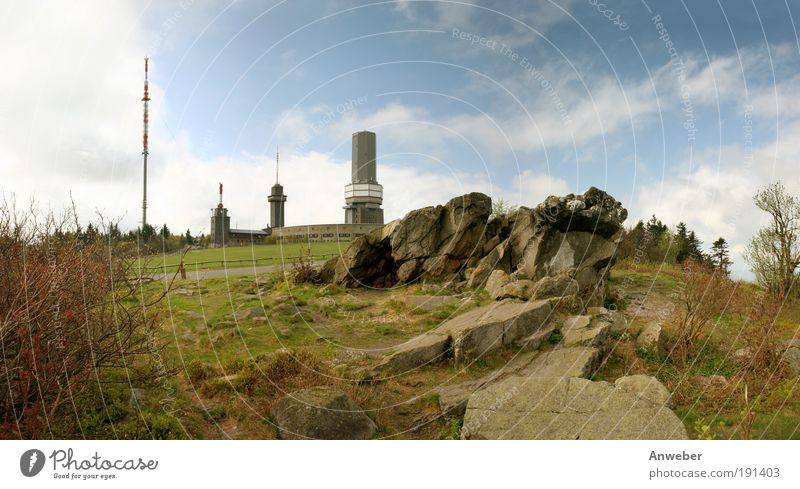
[462,376,687,440]
[374,333,451,374]
[615,375,673,407]
[437,351,540,415]
[271,386,377,440]
[562,315,611,350]
[374,299,552,374]
[440,299,552,363]
[522,347,602,378]
[437,344,598,416]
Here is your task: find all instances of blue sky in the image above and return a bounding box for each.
[2,0,800,277]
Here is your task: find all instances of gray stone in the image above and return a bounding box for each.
[485,269,511,299]
[466,240,512,289]
[373,333,451,374]
[587,306,628,334]
[636,322,667,357]
[374,299,552,373]
[271,387,377,440]
[691,375,729,389]
[733,347,753,361]
[531,274,580,300]
[462,376,687,439]
[496,279,538,300]
[781,339,800,373]
[396,259,422,283]
[523,347,602,378]
[615,375,673,407]
[128,388,147,410]
[182,332,199,343]
[513,324,557,352]
[180,310,204,320]
[320,223,397,287]
[561,315,611,350]
[441,299,552,363]
[234,306,267,321]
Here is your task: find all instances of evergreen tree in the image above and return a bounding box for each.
[140,223,155,241]
[108,222,121,241]
[85,223,98,243]
[675,222,690,263]
[710,237,732,274]
[687,230,704,261]
[160,223,171,239]
[184,229,193,245]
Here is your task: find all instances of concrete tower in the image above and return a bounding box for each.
[268,150,287,228]
[210,182,230,247]
[344,131,384,224]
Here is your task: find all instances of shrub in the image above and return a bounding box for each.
[0,201,172,439]
[290,256,321,284]
[671,259,735,361]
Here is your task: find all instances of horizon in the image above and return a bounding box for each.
[3,1,800,280]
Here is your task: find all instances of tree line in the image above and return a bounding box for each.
[75,222,207,253]
[616,216,733,274]
[617,181,798,299]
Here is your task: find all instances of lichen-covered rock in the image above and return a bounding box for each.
[615,375,673,407]
[484,269,511,299]
[319,224,396,287]
[462,376,687,440]
[531,273,580,300]
[636,322,668,357]
[782,339,800,373]
[271,387,377,440]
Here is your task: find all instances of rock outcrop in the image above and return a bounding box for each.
[322,187,626,304]
[271,387,377,440]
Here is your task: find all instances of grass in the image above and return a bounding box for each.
[124,260,800,440]
[139,241,349,271]
[598,263,800,440]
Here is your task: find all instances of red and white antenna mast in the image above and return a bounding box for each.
[141,57,151,228]
[218,182,223,207]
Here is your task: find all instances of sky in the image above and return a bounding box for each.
[2,0,800,278]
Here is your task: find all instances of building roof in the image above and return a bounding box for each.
[229,228,269,236]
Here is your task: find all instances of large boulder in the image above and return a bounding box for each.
[271,387,377,440]
[390,192,492,282]
[532,186,627,238]
[320,223,397,287]
[462,376,687,439]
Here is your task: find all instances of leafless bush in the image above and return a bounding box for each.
[671,259,735,361]
[737,291,788,379]
[290,255,321,285]
[0,199,173,438]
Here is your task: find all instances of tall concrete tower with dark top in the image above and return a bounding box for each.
[344,131,384,224]
[268,150,287,228]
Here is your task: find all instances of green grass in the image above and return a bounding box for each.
[139,241,349,271]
